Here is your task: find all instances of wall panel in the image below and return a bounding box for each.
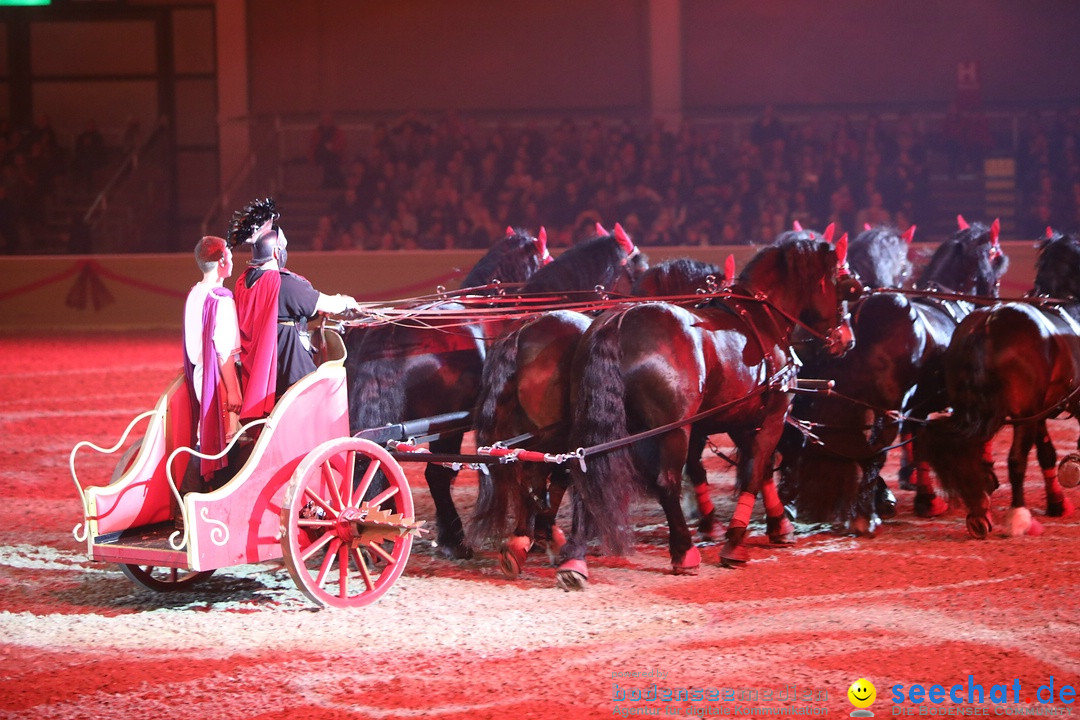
[31,20,156,76]
[248,0,649,116]
[682,0,1080,110]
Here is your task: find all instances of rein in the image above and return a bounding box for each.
[385,364,801,471]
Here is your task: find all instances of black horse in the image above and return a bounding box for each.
[923,229,1079,538]
[343,228,549,559]
[778,220,1009,533]
[469,256,721,577]
[554,238,857,590]
[345,225,646,559]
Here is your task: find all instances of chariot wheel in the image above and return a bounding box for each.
[119,563,215,592]
[110,439,143,483]
[281,437,421,608]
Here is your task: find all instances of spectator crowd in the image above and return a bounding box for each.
[0,112,117,254]
[307,105,1080,252]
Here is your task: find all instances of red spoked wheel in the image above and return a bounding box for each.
[281,437,422,608]
[119,564,215,592]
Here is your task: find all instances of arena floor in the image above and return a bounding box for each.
[2,331,1079,720]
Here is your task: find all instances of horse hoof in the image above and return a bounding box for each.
[766,516,796,545]
[1047,497,1075,518]
[499,536,532,578]
[719,542,749,568]
[1005,507,1032,537]
[914,493,949,518]
[1058,454,1080,489]
[435,541,474,560]
[875,486,898,520]
[672,545,701,575]
[965,513,992,539]
[555,559,589,591]
[850,514,880,538]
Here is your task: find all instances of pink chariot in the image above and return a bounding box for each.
[70,331,425,608]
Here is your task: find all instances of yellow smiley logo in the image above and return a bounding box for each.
[848,678,876,708]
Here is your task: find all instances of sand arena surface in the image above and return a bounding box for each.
[2,331,1079,720]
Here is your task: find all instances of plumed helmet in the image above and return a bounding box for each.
[228,198,281,264]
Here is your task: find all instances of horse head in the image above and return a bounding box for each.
[847,224,915,290]
[1033,228,1080,300]
[630,257,721,297]
[520,224,648,295]
[918,219,1009,297]
[742,237,855,356]
[462,227,549,292]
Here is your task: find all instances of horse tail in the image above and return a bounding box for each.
[569,314,637,555]
[469,329,521,543]
[343,328,407,435]
[923,311,1002,504]
[922,415,995,511]
[942,313,1005,442]
[473,329,519,444]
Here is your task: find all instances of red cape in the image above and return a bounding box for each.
[235,267,280,420]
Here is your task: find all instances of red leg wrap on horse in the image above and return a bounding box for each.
[761,480,784,518]
[1044,467,1064,499]
[694,483,714,516]
[728,492,756,530]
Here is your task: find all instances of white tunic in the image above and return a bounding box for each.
[184,283,240,403]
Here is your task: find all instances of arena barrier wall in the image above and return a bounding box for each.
[0,242,1040,334]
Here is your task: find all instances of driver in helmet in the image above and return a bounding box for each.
[228,198,360,420]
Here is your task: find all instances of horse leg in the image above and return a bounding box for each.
[1004,424,1042,537]
[498,464,536,578]
[1035,420,1074,519]
[853,462,891,537]
[720,419,784,567]
[911,436,949,517]
[686,431,721,541]
[897,430,916,491]
[761,476,795,545]
[555,496,592,591]
[541,467,570,558]
[426,434,473,560]
[873,466,898,520]
[655,429,700,574]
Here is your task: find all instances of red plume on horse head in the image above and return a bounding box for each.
[724,254,735,286]
[835,233,850,275]
[902,225,916,244]
[536,226,553,265]
[957,214,970,230]
[792,220,803,232]
[823,222,835,244]
[595,222,609,237]
[989,218,1003,260]
[614,222,638,259]
[506,226,515,238]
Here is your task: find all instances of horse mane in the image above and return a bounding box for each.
[461,229,545,293]
[917,221,1008,296]
[522,232,647,294]
[1033,230,1080,300]
[631,257,720,297]
[740,237,823,288]
[848,225,912,290]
